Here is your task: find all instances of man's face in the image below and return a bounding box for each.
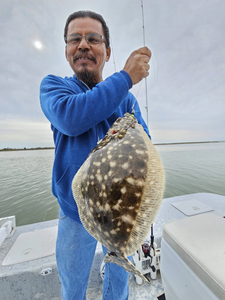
[65,17,111,83]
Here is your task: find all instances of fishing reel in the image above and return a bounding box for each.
[142,242,151,258]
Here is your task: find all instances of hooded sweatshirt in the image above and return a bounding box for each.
[40,70,150,223]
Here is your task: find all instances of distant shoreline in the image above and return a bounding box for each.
[154,140,225,146]
[0,141,224,152]
[0,147,55,152]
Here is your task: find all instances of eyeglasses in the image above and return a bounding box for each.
[66,33,106,46]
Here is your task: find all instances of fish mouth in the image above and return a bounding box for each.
[73,52,97,64]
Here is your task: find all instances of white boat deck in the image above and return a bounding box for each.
[86,250,164,300]
[0,193,224,300]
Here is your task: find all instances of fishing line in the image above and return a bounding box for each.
[151,51,159,83]
[132,80,143,113]
[110,34,117,72]
[107,21,117,72]
[110,37,117,72]
[135,80,143,100]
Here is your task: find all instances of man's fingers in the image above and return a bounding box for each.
[134,47,151,65]
[135,46,152,59]
[142,55,150,63]
[142,63,150,79]
[123,46,151,85]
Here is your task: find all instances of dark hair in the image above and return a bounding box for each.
[64,10,110,49]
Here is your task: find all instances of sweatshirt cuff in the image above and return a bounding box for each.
[120,70,133,89]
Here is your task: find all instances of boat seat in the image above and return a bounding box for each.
[161,213,225,300]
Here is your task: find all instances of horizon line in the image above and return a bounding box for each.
[0,140,225,151]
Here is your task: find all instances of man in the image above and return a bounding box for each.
[40,10,151,300]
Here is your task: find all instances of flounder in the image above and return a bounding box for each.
[72,112,165,283]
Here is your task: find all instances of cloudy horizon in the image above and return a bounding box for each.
[0,0,224,149]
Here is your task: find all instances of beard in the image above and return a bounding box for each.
[75,65,97,85]
[73,50,99,84]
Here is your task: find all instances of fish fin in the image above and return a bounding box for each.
[104,253,151,284]
[125,125,165,256]
[72,165,101,241]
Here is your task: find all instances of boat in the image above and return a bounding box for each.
[0,192,225,300]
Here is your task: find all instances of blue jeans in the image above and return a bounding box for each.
[56,209,130,300]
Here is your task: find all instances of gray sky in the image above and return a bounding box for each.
[0,0,224,148]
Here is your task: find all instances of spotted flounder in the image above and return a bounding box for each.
[72,113,165,283]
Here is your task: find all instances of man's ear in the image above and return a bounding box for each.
[105,47,111,62]
[65,46,68,61]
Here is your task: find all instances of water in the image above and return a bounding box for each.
[156,142,225,198]
[0,143,225,226]
[0,150,56,226]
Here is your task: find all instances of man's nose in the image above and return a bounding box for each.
[78,36,90,50]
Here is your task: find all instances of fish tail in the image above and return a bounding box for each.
[104,253,151,284]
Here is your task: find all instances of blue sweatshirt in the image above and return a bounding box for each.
[40,70,150,223]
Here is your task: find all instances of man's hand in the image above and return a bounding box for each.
[123,46,151,85]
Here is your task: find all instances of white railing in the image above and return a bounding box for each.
[0,216,16,247]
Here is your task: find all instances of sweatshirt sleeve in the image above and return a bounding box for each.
[40,71,132,137]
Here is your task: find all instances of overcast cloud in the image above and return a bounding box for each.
[0,0,224,148]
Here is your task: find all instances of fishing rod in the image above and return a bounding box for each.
[141,0,149,128]
[140,0,155,255]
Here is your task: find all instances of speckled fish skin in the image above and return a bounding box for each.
[72,113,165,283]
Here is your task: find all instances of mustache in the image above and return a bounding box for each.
[73,51,97,64]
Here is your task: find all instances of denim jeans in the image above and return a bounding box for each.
[56,209,130,300]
